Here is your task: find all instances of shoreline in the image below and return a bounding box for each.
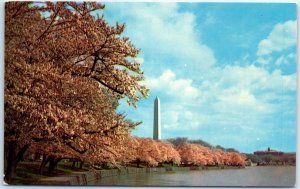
[34,165,245,186]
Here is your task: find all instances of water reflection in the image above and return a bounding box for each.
[89,166,296,187]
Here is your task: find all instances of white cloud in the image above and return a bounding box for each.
[275,55,288,66]
[162,106,202,130]
[214,89,268,114]
[162,110,179,129]
[136,62,295,140]
[143,64,295,133]
[256,56,272,65]
[275,53,295,66]
[184,111,201,129]
[105,3,216,75]
[196,64,296,118]
[215,65,295,93]
[256,20,296,58]
[145,69,200,100]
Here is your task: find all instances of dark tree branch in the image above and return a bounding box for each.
[65,141,87,154]
[37,4,62,41]
[89,75,124,95]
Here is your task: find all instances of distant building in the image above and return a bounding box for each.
[254,147,284,156]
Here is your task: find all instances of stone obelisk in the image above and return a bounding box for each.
[153,96,161,140]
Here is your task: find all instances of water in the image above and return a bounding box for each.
[89,166,296,187]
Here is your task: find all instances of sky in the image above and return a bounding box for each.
[100,3,297,153]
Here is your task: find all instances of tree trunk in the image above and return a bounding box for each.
[72,160,76,168]
[4,142,28,184]
[39,155,49,175]
[79,161,84,169]
[4,142,17,184]
[33,153,40,161]
[48,157,62,174]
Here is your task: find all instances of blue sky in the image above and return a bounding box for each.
[100,3,296,153]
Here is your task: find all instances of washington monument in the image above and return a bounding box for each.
[153,96,161,140]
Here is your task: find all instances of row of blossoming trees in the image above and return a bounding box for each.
[126,138,246,168]
[4,2,245,183]
[133,138,246,167]
[27,137,246,170]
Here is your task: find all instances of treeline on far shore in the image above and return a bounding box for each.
[167,137,296,167]
[244,153,296,166]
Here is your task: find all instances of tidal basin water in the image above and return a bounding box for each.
[90,166,296,187]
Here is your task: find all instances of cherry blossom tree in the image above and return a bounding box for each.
[133,138,162,167]
[177,143,203,166]
[156,140,181,165]
[227,152,246,166]
[5,2,148,183]
[177,143,246,166]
